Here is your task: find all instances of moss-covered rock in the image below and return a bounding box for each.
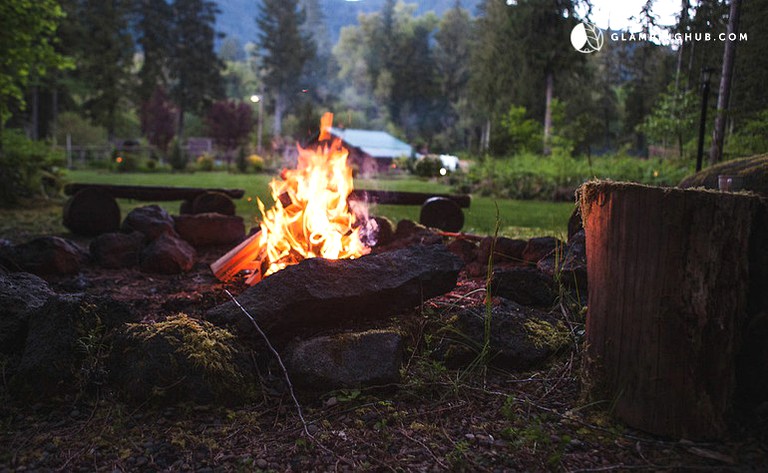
[679,154,768,195]
[436,299,570,371]
[110,314,257,405]
[9,294,132,401]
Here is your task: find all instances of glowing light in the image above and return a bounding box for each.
[116,157,123,164]
[250,94,260,103]
[439,168,447,176]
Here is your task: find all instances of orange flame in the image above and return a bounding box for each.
[211,113,369,285]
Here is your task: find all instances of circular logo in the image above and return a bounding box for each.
[570,22,604,53]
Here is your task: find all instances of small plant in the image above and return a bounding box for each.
[196,153,215,172]
[248,154,265,172]
[169,139,188,171]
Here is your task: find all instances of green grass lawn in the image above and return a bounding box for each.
[64,170,575,238]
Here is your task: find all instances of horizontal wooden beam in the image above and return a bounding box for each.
[64,183,245,201]
[349,189,471,208]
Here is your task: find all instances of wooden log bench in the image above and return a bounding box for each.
[63,183,471,236]
[63,183,246,236]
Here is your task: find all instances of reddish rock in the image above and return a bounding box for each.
[447,238,478,265]
[139,234,196,274]
[8,237,87,275]
[89,232,145,268]
[174,213,245,247]
[477,236,527,265]
[122,205,177,240]
[522,236,563,264]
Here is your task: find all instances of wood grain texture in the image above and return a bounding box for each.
[580,181,762,439]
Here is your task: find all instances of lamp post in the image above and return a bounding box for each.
[696,67,715,172]
[250,85,264,154]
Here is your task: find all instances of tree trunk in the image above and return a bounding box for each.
[580,181,762,440]
[674,0,690,91]
[709,0,742,165]
[177,102,186,139]
[543,70,554,156]
[273,91,284,138]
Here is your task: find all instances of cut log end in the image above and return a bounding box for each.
[579,180,764,440]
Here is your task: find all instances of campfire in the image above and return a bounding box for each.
[211,113,370,285]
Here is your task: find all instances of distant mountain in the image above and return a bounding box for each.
[215,0,482,49]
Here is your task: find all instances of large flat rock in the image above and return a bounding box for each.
[206,244,463,338]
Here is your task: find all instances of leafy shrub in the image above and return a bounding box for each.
[414,156,444,177]
[458,153,693,201]
[196,153,215,172]
[114,151,140,173]
[55,111,108,146]
[0,130,65,204]
[169,139,188,171]
[247,154,264,172]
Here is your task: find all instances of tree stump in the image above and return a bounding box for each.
[63,188,121,236]
[580,181,763,440]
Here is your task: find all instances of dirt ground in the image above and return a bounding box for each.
[1,243,767,472]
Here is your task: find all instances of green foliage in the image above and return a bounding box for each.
[727,109,768,158]
[236,147,247,173]
[0,130,65,204]
[0,0,71,128]
[169,139,188,171]
[169,0,224,136]
[196,153,215,172]
[77,0,135,138]
[413,156,443,177]
[460,153,692,200]
[639,83,697,157]
[501,106,542,155]
[55,111,108,146]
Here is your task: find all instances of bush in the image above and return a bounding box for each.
[0,130,65,204]
[196,153,215,172]
[55,111,108,146]
[414,156,444,178]
[169,139,188,171]
[114,150,140,173]
[247,154,264,172]
[458,153,693,201]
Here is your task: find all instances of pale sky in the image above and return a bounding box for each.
[583,0,681,31]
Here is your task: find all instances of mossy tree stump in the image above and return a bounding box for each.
[580,181,763,439]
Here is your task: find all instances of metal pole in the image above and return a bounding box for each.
[257,83,264,154]
[696,67,714,172]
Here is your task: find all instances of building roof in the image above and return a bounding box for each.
[328,127,413,159]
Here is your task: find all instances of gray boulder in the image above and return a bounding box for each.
[7,236,87,275]
[122,205,176,240]
[0,272,54,354]
[286,330,403,389]
[207,244,463,340]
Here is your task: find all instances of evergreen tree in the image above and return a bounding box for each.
[169,0,224,137]
[78,0,135,140]
[136,0,174,104]
[256,0,316,138]
[434,1,473,150]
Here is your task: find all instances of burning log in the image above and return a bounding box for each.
[580,181,764,440]
[206,244,463,340]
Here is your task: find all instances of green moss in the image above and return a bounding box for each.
[523,319,569,351]
[679,154,768,193]
[118,314,255,404]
